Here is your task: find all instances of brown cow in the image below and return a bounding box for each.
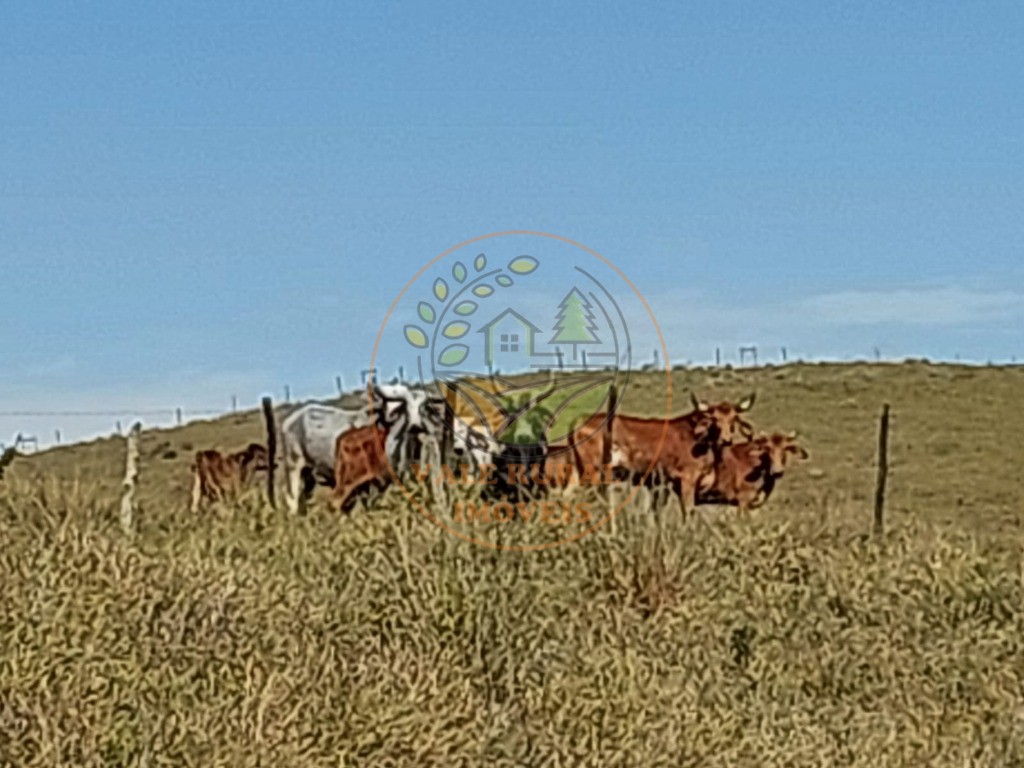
[190,443,269,512]
[699,432,809,511]
[569,393,756,515]
[333,425,393,511]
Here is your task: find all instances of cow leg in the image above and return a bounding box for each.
[285,461,306,515]
[675,477,697,519]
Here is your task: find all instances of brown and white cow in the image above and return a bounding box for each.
[568,393,756,514]
[190,443,269,512]
[333,425,393,512]
[699,431,809,511]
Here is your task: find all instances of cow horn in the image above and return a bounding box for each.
[738,392,757,412]
[690,392,709,412]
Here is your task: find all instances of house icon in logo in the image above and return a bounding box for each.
[477,308,543,371]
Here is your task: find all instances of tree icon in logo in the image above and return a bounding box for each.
[550,288,601,361]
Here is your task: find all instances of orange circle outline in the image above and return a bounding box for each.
[369,230,673,551]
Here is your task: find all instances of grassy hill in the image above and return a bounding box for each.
[2,362,1023,766]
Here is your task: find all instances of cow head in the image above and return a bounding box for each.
[452,420,497,468]
[690,392,757,444]
[754,431,809,476]
[373,384,435,432]
[497,371,557,446]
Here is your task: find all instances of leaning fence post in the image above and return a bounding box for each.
[873,403,891,535]
[440,381,454,468]
[605,384,618,535]
[262,396,277,509]
[120,422,142,534]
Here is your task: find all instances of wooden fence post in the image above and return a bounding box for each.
[873,404,891,535]
[120,422,142,534]
[262,397,277,509]
[440,381,455,468]
[605,384,618,535]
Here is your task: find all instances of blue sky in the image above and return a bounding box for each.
[2,1,1022,446]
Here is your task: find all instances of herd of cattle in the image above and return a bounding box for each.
[190,380,810,517]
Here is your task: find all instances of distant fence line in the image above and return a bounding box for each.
[0,409,224,418]
[2,351,1021,451]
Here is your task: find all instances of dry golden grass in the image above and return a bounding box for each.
[2,362,1023,766]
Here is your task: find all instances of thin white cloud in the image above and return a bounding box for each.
[800,286,1024,326]
[634,281,1024,366]
[23,355,77,378]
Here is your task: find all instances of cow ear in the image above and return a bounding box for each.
[738,393,756,412]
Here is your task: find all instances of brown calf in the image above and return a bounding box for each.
[190,443,269,512]
[569,393,756,514]
[334,425,392,511]
[699,432,809,511]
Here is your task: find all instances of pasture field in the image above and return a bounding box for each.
[2,362,1024,766]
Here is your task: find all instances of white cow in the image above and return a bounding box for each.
[450,418,499,469]
[280,382,443,514]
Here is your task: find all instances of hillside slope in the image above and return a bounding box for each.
[2,362,1024,765]
[9,361,1024,538]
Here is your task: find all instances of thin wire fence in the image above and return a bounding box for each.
[2,353,1020,451]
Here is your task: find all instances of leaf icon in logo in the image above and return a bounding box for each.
[495,275,513,288]
[474,254,487,272]
[433,278,449,302]
[418,302,436,324]
[443,321,470,339]
[473,285,494,298]
[437,344,469,367]
[508,256,539,275]
[454,300,477,316]
[404,325,429,348]
[452,262,467,283]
